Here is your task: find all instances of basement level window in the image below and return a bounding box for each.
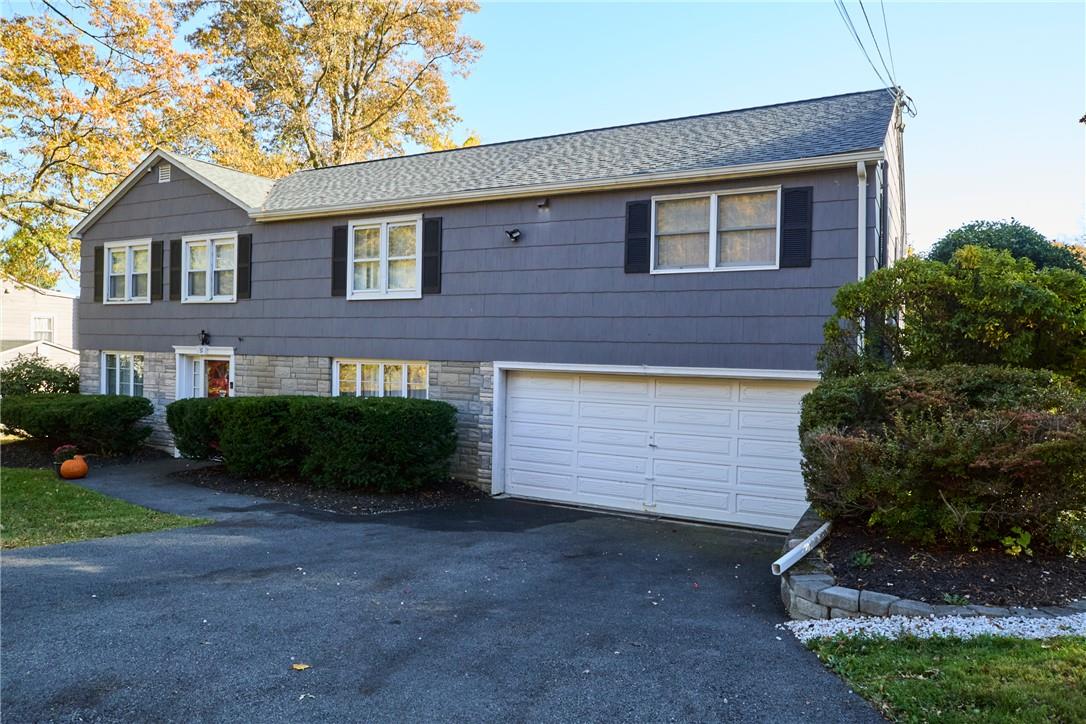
[158,163,171,183]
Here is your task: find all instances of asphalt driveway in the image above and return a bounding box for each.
[1,461,878,723]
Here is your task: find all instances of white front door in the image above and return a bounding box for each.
[175,347,235,400]
[502,371,815,531]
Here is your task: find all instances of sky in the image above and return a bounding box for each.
[439,1,1085,253]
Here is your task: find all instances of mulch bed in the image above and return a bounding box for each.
[171,464,486,516]
[825,522,1086,608]
[1,438,173,470]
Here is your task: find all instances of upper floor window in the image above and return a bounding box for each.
[348,215,421,300]
[183,233,236,303]
[104,239,151,303]
[333,359,428,399]
[32,315,54,343]
[652,186,781,273]
[101,352,144,397]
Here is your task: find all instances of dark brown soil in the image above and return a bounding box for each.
[825,523,1086,607]
[171,464,486,516]
[1,438,173,470]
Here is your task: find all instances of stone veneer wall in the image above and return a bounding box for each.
[79,349,176,450]
[428,361,493,489]
[79,351,493,488]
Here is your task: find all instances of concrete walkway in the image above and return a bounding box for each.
[2,460,878,722]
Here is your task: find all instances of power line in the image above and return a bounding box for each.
[833,0,893,92]
[879,0,899,84]
[858,0,895,87]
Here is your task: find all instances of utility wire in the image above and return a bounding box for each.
[833,0,894,94]
[858,0,896,88]
[879,0,899,85]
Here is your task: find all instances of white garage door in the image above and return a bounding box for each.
[502,371,815,531]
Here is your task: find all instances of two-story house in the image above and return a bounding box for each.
[1,274,79,368]
[70,89,906,532]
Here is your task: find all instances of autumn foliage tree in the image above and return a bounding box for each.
[0,0,275,286]
[178,0,482,168]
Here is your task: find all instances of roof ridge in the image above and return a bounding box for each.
[161,149,278,182]
[289,88,895,175]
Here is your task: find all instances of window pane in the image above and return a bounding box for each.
[110,249,126,274]
[718,191,777,230]
[131,272,148,299]
[388,259,416,290]
[354,227,380,259]
[717,229,777,267]
[188,243,208,270]
[388,224,416,257]
[188,271,207,297]
[214,242,235,270]
[361,364,380,397]
[337,363,357,396]
[132,355,144,397]
[109,274,126,300]
[214,269,234,297]
[105,354,118,395]
[132,247,149,273]
[353,261,379,291]
[407,364,428,399]
[655,197,709,269]
[383,364,404,397]
[119,354,132,396]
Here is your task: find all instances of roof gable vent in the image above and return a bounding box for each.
[158,163,171,183]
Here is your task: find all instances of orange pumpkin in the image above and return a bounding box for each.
[59,455,88,480]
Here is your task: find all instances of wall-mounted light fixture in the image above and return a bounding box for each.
[199,330,211,346]
[505,229,522,243]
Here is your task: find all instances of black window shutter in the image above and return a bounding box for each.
[422,217,442,295]
[169,239,182,300]
[237,233,252,299]
[780,187,813,268]
[331,225,348,297]
[625,200,651,273]
[93,245,104,302]
[151,240,164,300]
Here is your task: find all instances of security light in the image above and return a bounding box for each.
[505,229,522,242]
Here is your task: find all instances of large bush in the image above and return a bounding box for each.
[165,397,224,459]
[1,394,153,454]
[800,366,1086,550]
[1,353,79,396]
[819,246,1086,382]
[165,396,458,491]
[928,219,1086,274]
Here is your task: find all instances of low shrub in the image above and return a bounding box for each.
[292,397,459,492]
[165,398,224,459]
[165,395,459,491]
[1,353,79,396]
[800,366,1086,551]
[1,394,153,454]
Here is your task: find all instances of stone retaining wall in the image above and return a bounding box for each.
[779,508,1086,620]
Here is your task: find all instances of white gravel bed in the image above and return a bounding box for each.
[782,613,1086,643]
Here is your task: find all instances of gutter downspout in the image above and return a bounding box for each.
[856,161,868,280]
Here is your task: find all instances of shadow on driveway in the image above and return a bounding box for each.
[1,460,878,722]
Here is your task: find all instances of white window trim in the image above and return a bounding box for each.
[332,359,429,399]
[346,214,423,300]
[181,231,238,304]
[31,314,54,342]
[102,239,152,304]
[99,351,146,397]
[649,185,782,274]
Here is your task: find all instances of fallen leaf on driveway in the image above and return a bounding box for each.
[291,663,311,671]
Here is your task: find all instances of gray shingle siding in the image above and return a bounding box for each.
[79,162,872,371]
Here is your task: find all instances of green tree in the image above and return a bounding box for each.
[819,245,1086,382]
[928,219,1085,273]
[0,353,79,396]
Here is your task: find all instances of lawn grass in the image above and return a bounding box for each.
[808,635,1086,723]
[1,467,207,548]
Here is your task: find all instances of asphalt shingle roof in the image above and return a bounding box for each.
[168,154,277,210]
[260,89,897,214]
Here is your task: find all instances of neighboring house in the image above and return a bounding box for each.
[0,274,79,368]
[70,89,907,532]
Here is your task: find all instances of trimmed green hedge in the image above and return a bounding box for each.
[1,394,153,455]
[800,365,1086,551]
[166,395,458,491]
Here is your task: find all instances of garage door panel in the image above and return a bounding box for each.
[507,420,574,443]
[504,371,813,531]
[654,405,734,430]
[653,458,731,484]
[654,378,736,402]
